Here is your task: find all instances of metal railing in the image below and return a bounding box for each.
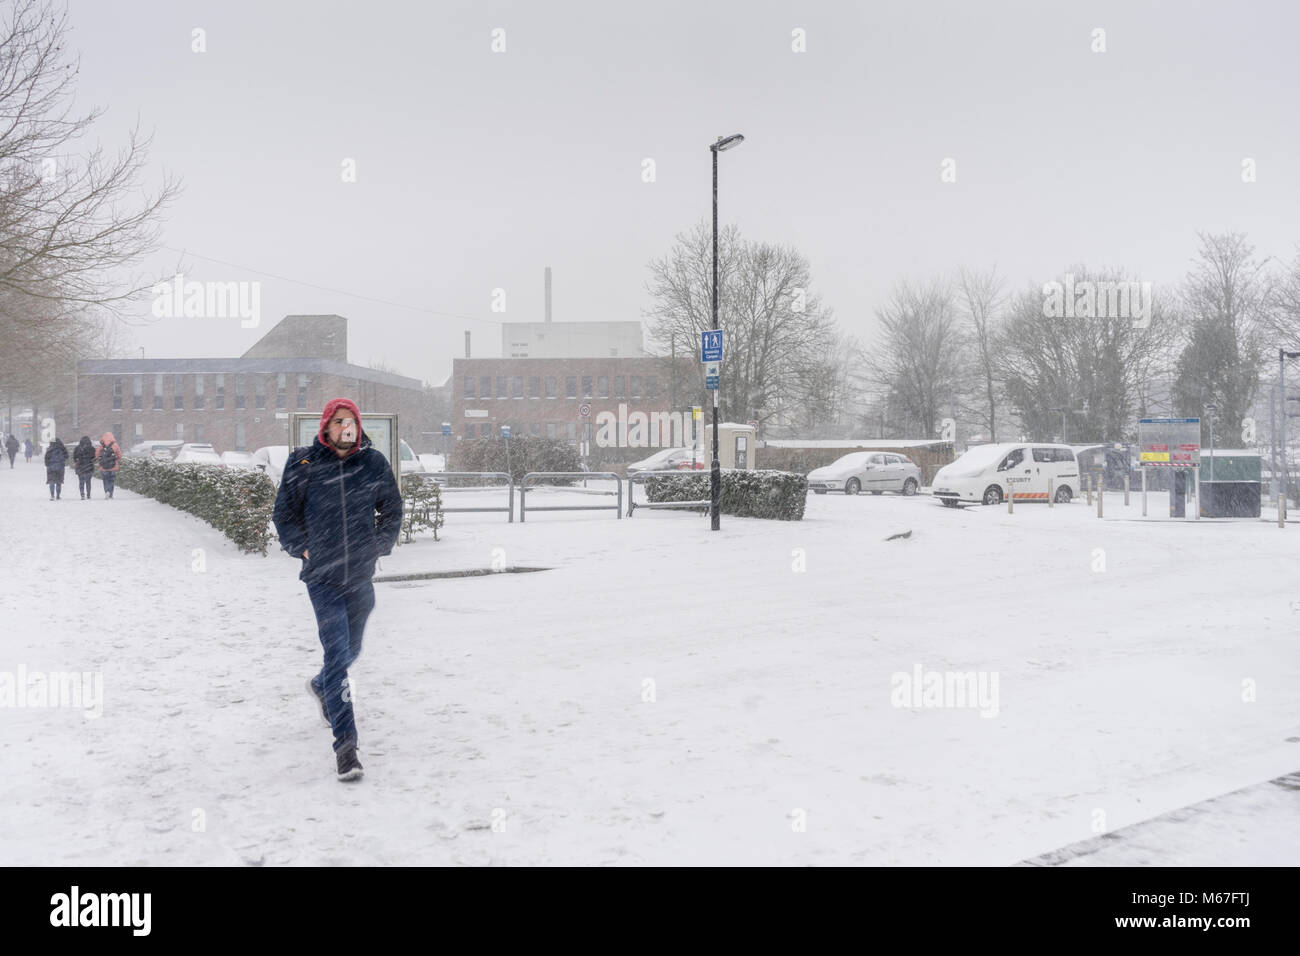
[417,471,514,522]
[520,472,622,521]
[626,469,711,517]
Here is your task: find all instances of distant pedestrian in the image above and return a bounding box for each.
[44,437,67,499]
[4,433,17,468]
[73,436,96,499]
[96,432,122,499]
[23,438,33,462]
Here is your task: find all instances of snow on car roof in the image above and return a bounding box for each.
[762,439,949,449]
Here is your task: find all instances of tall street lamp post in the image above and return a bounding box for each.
[709,132,744,531]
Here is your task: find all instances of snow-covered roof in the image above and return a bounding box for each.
[761,438,950,449]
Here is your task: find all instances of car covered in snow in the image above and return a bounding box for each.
[931,442,1078,507]
[250,445,291,485]
[626,447,707,475]
[173,443,224,466]
[219,450,258,471]
[127,439,184,460]
[807,452,921,496]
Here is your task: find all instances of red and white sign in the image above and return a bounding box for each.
[579,403,591,418]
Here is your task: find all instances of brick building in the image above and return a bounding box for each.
[74,315,428,453]
[451,356,702,464]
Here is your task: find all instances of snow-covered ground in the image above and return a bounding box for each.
[1,462,1297,865]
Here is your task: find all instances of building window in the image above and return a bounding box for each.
[496,375,507,399]
[113,423,123,444]
[479,375,491,398]
[111,378,122,410]
[646,376,659,399]
[194,375,205,410]
[566,422,576,441]
[215,374,225,410]
[235,421,245,451]
[235,375,245,410]
[297,374,307,409]
[481,423,494,437]
[529,423,541,437]
[512,376,523,398]
[276,373,286,409]
[582,375,593,397]
[174,376,184,410]
[614,375,625,399]
[598,375,609,398]
[133,375,142,411]
[465,423,475,439]
[546,422,557,439]
[152,374,163,410]
[565,376,577,398]
[193,424,203,443]
[255,377,266,409]
[528,376,540,398]
[174,423,184,440]
[134,423,143,440]
[630,375,642,399]
[464,376,475,398]
[545,376,556,398]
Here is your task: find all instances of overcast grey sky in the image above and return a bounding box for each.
[67,0,1300,385]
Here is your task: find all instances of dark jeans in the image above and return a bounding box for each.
[78,474,92,496]
[102,472,116,496]
[306,577,376,752]
[6,452,13,468]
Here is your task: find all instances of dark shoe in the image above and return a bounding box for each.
[306,678,329,726]
[336,741,363,782]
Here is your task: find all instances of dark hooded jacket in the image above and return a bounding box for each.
[271,398,403,588]
[44,438,67,483]
[73,436,97,476]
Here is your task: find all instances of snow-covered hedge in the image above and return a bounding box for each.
[646,469,807,520]
[117,458,278,553]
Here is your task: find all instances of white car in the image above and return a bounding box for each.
[220,451,258,470]
[807,452,922,496]
[399,439,424,474]
[417,453,445,473]
[250,445,291,486]
[626,447,707,475]
[173,443,224,466]
[128,439,184,460]
[931,442,1078,507]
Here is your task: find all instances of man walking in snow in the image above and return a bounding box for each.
[4,434,17,468]
[272,398,402,782]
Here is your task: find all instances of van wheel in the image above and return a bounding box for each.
[982,485,1003,505]
[1054,485,1072,503]
[902,478,918,496]
[845,478,860,495]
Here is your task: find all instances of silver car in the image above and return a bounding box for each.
[807,452,922,496]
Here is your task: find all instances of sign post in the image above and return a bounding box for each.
[702,330,724,530]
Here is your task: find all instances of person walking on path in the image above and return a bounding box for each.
[72,436,97,499]
[5,434,18,468]
[272,398,402,782]
[43,437,67,499]
[96,432,122,499]
[23,438,33,463]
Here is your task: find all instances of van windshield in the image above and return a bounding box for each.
[951,444,1015,472]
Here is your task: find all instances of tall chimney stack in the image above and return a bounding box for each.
[545,267,552,323]
[464,331,471,358]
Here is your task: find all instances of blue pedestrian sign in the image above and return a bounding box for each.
[701,330,723,363]
[441,422,451,436]
[500,425,511,438]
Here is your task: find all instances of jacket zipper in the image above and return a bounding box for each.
[339,457,349,585]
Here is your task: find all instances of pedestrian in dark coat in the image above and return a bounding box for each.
[272,397,403,782]
[73,436,97,499]
[23,438,33,462]
[4,433,18,468]
[44,438,68,499]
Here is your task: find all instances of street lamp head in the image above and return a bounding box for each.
[711,133,745,152]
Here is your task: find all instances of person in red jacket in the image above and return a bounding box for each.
[272,398,402,782]
[96,432,122,498]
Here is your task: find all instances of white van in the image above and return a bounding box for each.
[931,442,1079,507]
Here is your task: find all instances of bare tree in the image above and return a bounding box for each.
[0,0,177,319]
[868,278,964,440]
[1171,232,1270,443]
[955,267,1005,442]
[644,220,838,426]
